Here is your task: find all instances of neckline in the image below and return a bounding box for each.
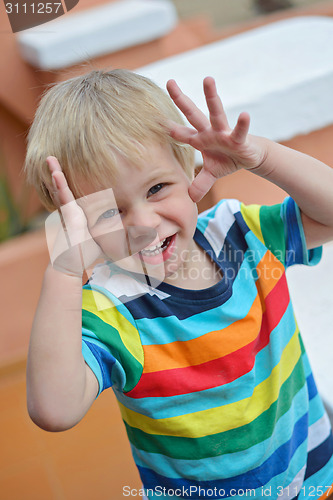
[155,227,230,301]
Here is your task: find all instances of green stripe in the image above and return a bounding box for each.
[82,310,143,392]
[123,357,305,459]
[259,204,286,264]
[298,332,306,355]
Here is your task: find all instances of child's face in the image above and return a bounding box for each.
[77,143,198,283]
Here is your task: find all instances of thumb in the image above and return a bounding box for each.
[188,168,217,203]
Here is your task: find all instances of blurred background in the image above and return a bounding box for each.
[1,1,333,499]
[173,0,324,28]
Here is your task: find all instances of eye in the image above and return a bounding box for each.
[97,208,120,221]
[148,183,165,197]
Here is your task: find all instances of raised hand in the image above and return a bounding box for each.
[45,156,102,277]
[166,77,267,202]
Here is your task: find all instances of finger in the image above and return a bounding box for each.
[203,77,229,131]
[230,112,250,144]
[52,172,76,207]
[46,155,62,175]
[168,122,197,144]
[188,168,217,203]
[166,79,210,132]
[46,157,76,207]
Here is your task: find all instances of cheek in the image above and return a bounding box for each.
[175,194,198,227]
[170,200,197,236]
[93,231,128,260]
[167,188,197,219]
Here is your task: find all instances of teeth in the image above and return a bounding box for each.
[147,239,165,251]
[141,237,170,256]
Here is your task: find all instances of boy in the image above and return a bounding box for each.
[25,69,333,498]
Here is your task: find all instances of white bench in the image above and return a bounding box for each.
[138,16,333,162]
[17,0,177,69]
[138,16,333,422]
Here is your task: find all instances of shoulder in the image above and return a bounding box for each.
[197,199,242,234]
[198,199,241,222]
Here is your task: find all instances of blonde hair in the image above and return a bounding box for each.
[25,69,195,211]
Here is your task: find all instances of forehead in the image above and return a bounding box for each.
[72,142,182,199]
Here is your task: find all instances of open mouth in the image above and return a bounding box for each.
[140,236,173,257]
[137,234,176,266]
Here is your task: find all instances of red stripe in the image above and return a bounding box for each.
[126,273,290,398]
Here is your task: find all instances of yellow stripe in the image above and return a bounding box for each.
[241,203,265,245]
[119,328,301,437]
[82,289,143,365]
[143,294,262,373]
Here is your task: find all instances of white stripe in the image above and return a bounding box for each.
[307,412,332,452]
[278,413,332,500]
[278,466,306,499]
[142,488,149,500]
[204,199,241,256]
[90,263,170,304]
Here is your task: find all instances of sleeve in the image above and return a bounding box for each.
[81,285,144,398]
[240,196,322,268]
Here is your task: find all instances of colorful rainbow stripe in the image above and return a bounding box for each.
[82,198,333,498]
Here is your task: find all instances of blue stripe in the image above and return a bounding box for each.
[196,200,225,234]
[282,197,304,266]
[131,386,309,480]
[291,199,322,267]
[300,348,313,379]
[243,230,269,263]
[300,455,333,498]
[308,393,327,427]
[117,302,299,418]
[218,221,248,285]
[281,197,322,268]
[234,210,252,235]
[81,341,104,396]
[306,372,318,401]
[264,440,308,500]
[124,231,268,323]
[83,340,115,391]
[138,413,308,497]
[136,253,261,344]
[304,432,333,480]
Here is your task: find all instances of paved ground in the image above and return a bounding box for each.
[171,0,325,29]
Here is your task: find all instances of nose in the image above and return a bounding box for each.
[126,203,161,230]
[125,204,161,254]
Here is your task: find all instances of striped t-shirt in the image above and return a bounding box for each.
[81,197,333,499]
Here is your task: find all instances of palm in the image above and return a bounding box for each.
[167,77,265,202]
[193,129,261,176]
[46,156,102,276]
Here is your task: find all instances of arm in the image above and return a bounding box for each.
[27,157,99,432]
[250,139,333,248]
[167,77,333,249]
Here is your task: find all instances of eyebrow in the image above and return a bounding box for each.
[143,168,172,187]
[77,193,118,216]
